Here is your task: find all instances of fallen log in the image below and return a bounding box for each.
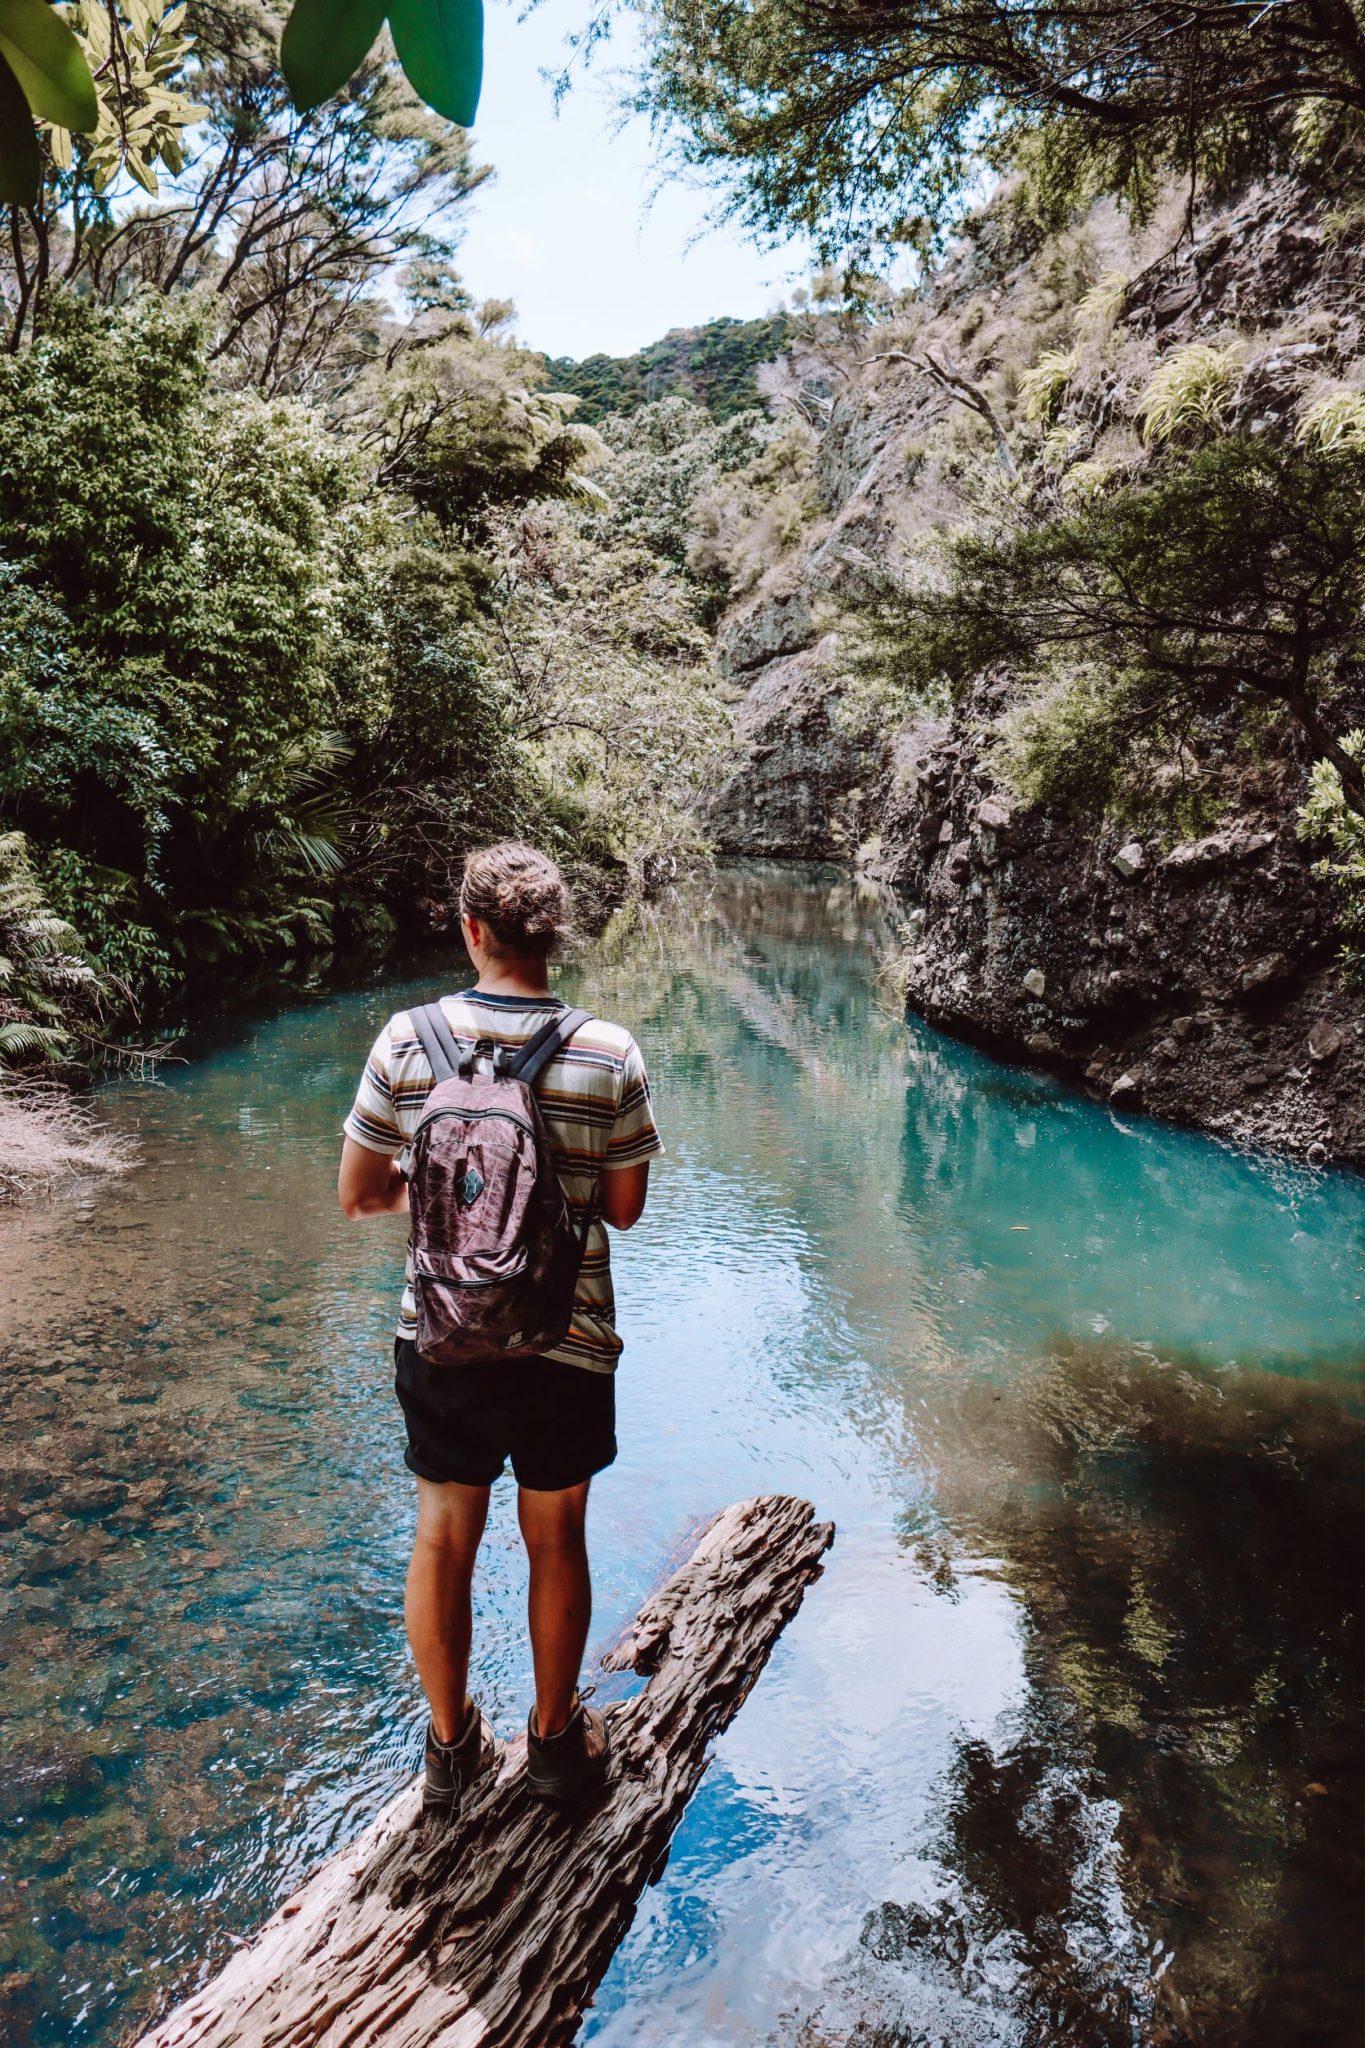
[133,1493,834,2048]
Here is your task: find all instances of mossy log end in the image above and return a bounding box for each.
[132,1493,834,2048]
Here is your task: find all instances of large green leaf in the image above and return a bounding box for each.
[0,47,41,204]
[388,0,482,127]
[0,0,96,131]
[280,0,387,113]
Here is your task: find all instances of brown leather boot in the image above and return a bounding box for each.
[526,1689,611,1805]
[422,1696,498,1821]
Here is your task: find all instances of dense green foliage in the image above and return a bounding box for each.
[611,0,1365,255]
[0,10,754,1070]
[0,289,536,1011]
[873,438,1365,818]
[0,271,748,1058]
[0,827,103,1060]
[545,314,790,423]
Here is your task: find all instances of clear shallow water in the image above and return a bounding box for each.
[2,863,1364,2046]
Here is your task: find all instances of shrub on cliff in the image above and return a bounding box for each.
[1298,734,1365,982]
[870,436,1365,822]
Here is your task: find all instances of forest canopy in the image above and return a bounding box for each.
[0,0,750,1068]
[610,0,1365,253]
[545,314,792,423]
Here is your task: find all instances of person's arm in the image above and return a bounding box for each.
[338,1137,410,1219]
[599,1160,649,1231]
[339,1020,409,1219]
[598,1035,662,1230]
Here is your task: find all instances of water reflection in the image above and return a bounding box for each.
[1,863,1362,2046]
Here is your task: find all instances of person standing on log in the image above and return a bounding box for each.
[337,842,663,1817]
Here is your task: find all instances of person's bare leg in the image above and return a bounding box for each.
[406,1477,490,1741]
[518,1480,592,1737]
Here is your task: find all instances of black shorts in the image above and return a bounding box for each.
[394,1338,617,1492]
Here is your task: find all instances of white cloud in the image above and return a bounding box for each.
[499,228,545,269]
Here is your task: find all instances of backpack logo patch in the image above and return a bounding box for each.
[458,1167,485,1207]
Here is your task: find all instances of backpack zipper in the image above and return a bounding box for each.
[413,1256,529,1291]
[414,1104,536,1143]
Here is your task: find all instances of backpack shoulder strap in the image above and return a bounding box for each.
[409,1000,465,1085]
[509,1006,593,1090]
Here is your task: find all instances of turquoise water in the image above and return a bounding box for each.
[2,863,1363,2045]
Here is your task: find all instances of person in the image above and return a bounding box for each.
[337,842,663,1815]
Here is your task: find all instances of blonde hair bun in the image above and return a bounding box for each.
[460,842,572,959]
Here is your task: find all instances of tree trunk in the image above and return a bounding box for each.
[131,1494,834,2048]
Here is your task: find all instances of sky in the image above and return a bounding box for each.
[454,0,816,361]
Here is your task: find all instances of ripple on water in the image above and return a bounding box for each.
[2,865,1364,2046]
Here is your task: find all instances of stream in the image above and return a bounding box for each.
[2,862,1364,2046]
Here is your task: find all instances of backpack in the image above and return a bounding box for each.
[403,1000,595,1365]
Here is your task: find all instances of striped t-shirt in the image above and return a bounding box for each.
[343,990,663,1373]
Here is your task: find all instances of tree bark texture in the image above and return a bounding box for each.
[131,1493,834,2048]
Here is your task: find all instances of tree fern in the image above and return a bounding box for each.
[0,831,104,1067]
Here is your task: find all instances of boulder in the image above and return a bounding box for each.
[716,591,817,677]
[1240,951,1292,994]
[1161,830,1276,879]
[1308,1021,1346,1063]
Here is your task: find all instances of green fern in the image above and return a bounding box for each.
[0,831,105,1067]
[0,1020,70,1059]
[254,734,355,880]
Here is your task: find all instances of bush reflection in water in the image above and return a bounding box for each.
[795,1346,1365,2046]
[1,864,1363,2047]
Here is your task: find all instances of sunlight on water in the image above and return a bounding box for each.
[1,863,1363,2046]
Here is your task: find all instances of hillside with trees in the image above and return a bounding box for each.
[3,0,1365,1182]
[0,2,762,1185]
[543,313,790,422]
[589,0,1365,1162]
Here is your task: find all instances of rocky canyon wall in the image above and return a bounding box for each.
[709,177,1365,1166]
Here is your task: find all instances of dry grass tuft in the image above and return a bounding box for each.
[0,1083,132,1206]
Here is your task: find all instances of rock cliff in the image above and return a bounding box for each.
[885,694,1364,1164]
[709,176,1365,1167]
